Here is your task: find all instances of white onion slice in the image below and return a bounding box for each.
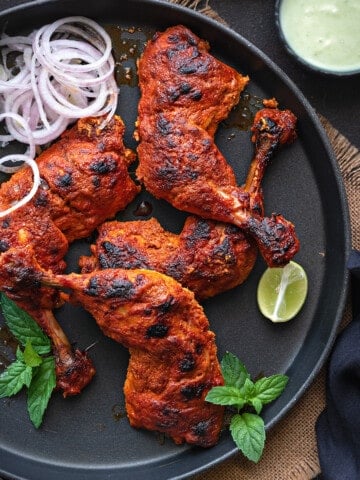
[38,68,113,118]
[0,115,40,217]
[0,16,118,146]
[0,34,32,47]
[0,154,40,217]
[33,16,112,74]
[4,90,70,144]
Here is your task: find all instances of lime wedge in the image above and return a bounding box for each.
[257,261,308,323]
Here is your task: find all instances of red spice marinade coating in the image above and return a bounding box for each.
[0,116,139,395]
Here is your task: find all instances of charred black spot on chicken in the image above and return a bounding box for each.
[181,383,206,400]
[146,323,169,338]
[179,353,196,372]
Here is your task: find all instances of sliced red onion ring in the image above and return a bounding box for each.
[0,16,118,146]
[0,34,32,47]
[33,16,112,74]
[38,68,113,118]
[0,154,40,217]
[4,91,70,144]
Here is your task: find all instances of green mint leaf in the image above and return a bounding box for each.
[238,377,255,401]
[221,351,250,388]
[205,386,246,410]
[250,397,263,415]
[254,374,289,405]
[0,360,33,397]
[27,356,56,428]
[1,294,51,355]
[16,346,25,362]
[230,413,265,463]
[23,341,43,368]
[215,353,289,463]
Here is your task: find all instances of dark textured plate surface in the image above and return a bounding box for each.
[0,1,351,479]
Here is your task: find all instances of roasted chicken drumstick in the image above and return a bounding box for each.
[1,247,224,447]
[0,116,139,395]
[136,25,299,266]
[81,105,297,298]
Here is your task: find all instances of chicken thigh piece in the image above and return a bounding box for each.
[1,116,139,242]
[80,216,257,299]
[0,116,140,395]
[1,247,224,447]
[135,26,249,137]
[136,25,300,266]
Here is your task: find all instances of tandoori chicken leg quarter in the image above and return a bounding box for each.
[0,115,140,396]
[0,247,224,447]
[80,104,298,297]
[136,25,300,266]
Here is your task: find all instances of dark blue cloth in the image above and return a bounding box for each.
[316,250,360,480]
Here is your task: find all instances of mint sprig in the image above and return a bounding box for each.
[0,293,51,355]
[0,352,33,397]
[27,356,56,428]
[0,293,56,428]
[230,413,265,463]
[206,351,288,463]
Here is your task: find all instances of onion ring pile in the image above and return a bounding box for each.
[1,16,117,145]
[0,16,117,216]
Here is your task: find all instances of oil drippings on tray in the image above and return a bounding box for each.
[112,403,126,422]
[0,324,19,372]
[133,200,153,217]
[106,25,155,87]
[223,92,264,131]
[156,432,166,446]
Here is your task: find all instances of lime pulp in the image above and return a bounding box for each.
[257,261,308,323]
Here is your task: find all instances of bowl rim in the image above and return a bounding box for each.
[275,0,360,77]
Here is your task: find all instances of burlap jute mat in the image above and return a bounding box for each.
[167,1,360,479]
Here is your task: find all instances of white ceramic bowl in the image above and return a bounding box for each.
[275,0,360,76]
